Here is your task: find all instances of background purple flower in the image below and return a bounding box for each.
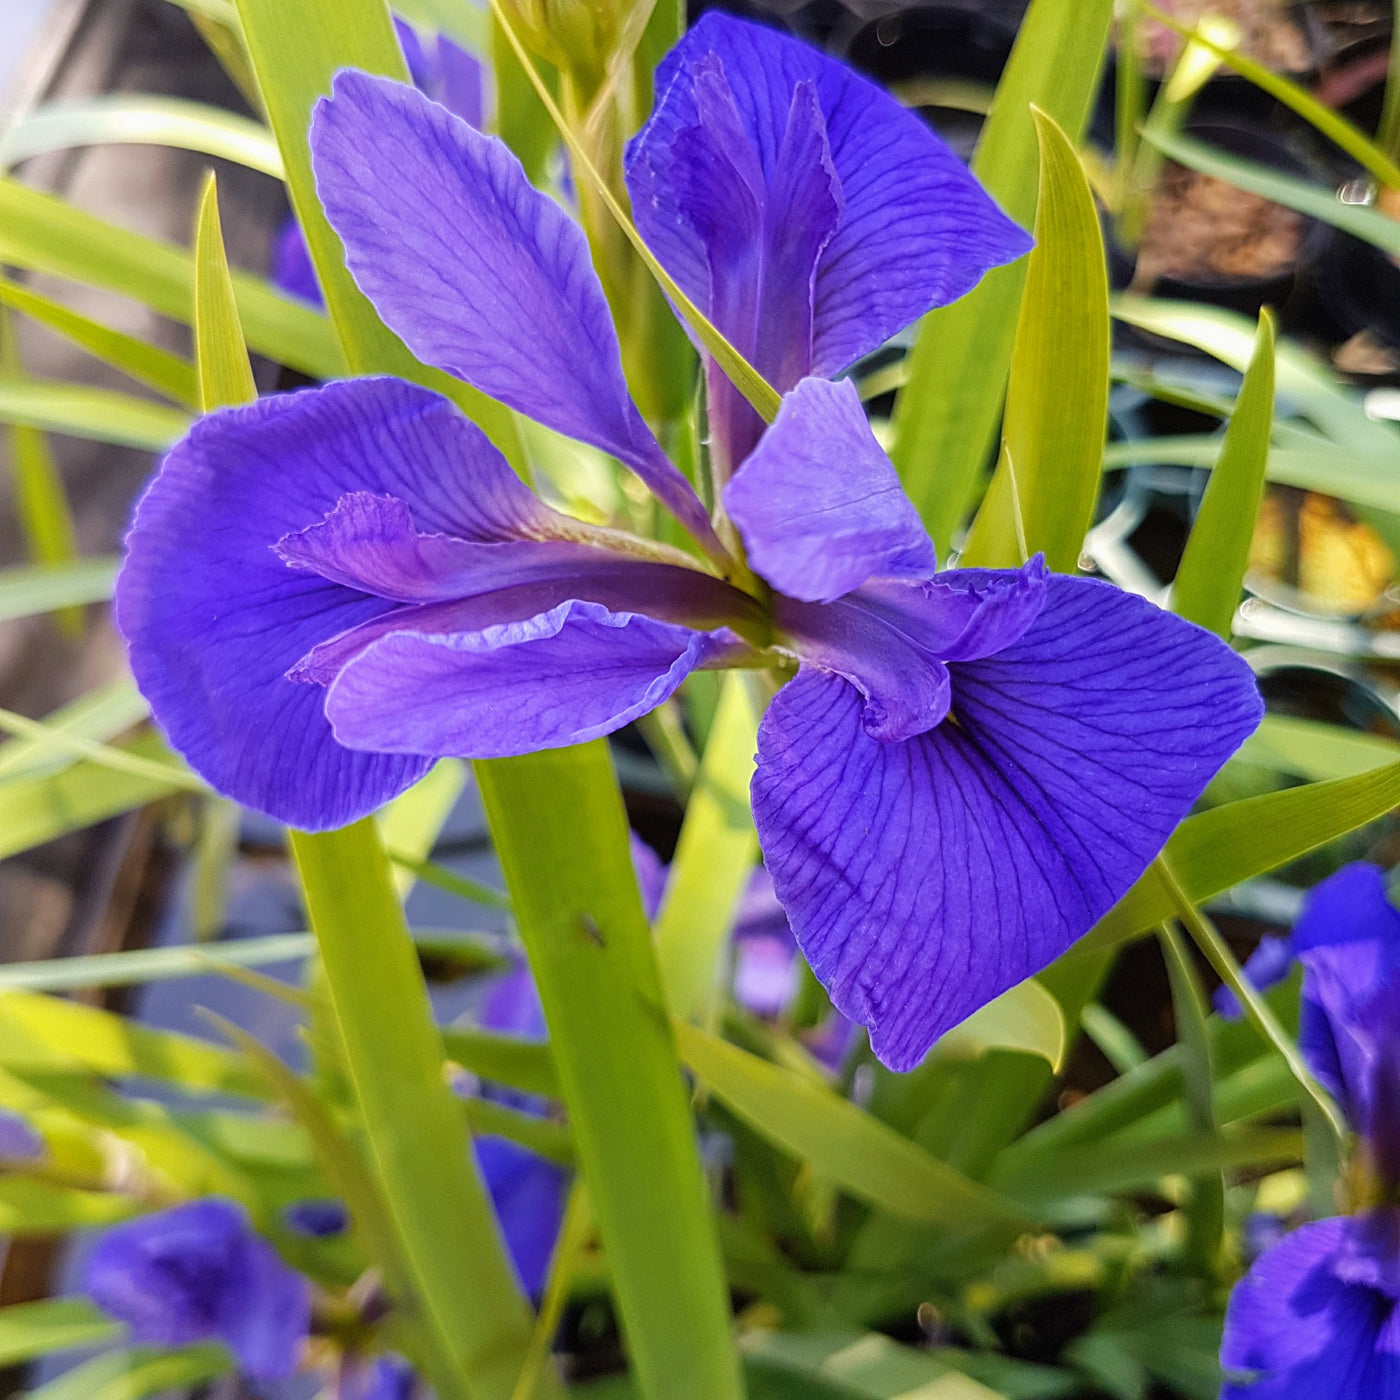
[1214,864,1400,1019]
[1221,1211,1400,1398]
[467,958,568,1296]
[283,1198,350,1237]
[83,1198,309,1381]
[335,1353,418,1400]
[0,1108,44,1161]
[1220,863,1400,1393]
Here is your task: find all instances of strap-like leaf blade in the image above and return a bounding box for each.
[1172,310,1275,636]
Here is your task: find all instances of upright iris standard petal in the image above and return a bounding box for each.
[753,575,1262,1070]
[310,72,718,553]
[626,11,1031,387]
[83,1199,309,1382]
[324,601,725,757]
[724,377,935,602]
[1221,1213,1400,1399]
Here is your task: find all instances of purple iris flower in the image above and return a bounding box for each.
[1212,864,1400,1020]
[336,1353,418,1400]
[1220,862,1400,1396]
[625,14,1033,473]
[117,14,1262,1071]
[82,1198,310,1381]
[283,1197,351,1237]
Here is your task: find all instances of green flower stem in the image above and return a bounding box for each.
[1155,853,1349,1145]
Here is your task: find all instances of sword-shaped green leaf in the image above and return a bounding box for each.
[193,175,258,412]
[1083,760,1400,953]
[476,747,745,1400]
[962,108,1108,572]
[674,1021,1032,1235]
[0,180,342,380]
[0,277,198,408]
[1172,310,1275,636]
[890,0,1113,553]
[655,672,761,1022]
[291,822,541,1400]
[0,97,283,177]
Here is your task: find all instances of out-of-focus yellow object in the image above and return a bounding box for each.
[1248,488,1394,613]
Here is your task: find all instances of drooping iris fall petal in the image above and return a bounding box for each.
[752,576,1262,1070]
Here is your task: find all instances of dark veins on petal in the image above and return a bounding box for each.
[754,574,1263,1071]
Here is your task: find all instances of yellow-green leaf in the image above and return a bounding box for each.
[962,107,1109,571]
[194,175,257,411]
[0,97,282,178]
[939,978,1066,1070]
[890,0,1113,552]
[673,1021,1032,1235]
[655,672,761,1021]
[1172,311,1275,636]
[0,1299,119,1367]
[0,991,265,1099]
[0,179,342,381]
[0,276,198,407]
[1083,761,1400,953]
[0,378,188,451]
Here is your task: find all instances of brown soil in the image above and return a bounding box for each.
[1139,0,1311,74]
[1134,162,1306,284]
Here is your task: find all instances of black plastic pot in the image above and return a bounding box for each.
[1107,120,1334,319]
[837,3,1021,157]
[1318,225,1400,353]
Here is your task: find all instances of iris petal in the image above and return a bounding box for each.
[773,560,1046,745]
[217,1230,314,1382]
[1221,1215,1400,1400]
[753,575,1262,1070]
[1293,873,1400,1176]
[84,1200,309,1383]
[310,71,717,550]
[115,379,510,830]
[324,600,725,757]
[725,377,935,603]
[626,12,1031,385]
[856,558,1049,662]
[275,491,619,604]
